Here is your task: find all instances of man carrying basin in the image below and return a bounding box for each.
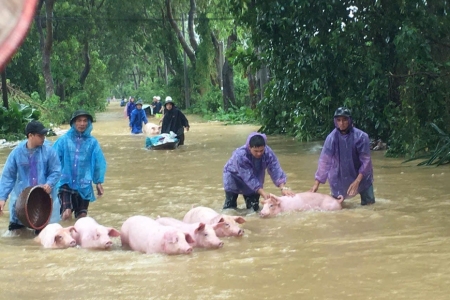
[0,121,61,234]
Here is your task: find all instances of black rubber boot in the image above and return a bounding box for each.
[223,192,238,209]
[244,194,261,212]
[8,222,25,231]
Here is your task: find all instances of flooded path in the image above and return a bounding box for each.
[0,102,449,299]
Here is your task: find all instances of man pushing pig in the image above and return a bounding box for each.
[310,107,375,205]
[222,132,295,212]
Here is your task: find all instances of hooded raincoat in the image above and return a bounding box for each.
[315,119,373,199]
[161,105,189,136]
[223,132,287,195]
[129,108,148,134]
[0,140,61,224]
[53,121,107,201]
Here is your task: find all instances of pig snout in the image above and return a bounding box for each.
[237,229,244,236]
[69,240,76,247]
[185,247,193,254]
[217,242,224,248]
[104,241,113,248]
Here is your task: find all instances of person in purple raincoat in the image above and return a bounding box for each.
[223,132,295,212]
[310,107,375,205]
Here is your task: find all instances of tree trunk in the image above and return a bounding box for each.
[36,0,55,99]
[222,31,237,111]
[247,69,257,109]
[79,40,90,86]
[1,69,7,109]
[188,0,198,52]
[210,31,222,87]
[165,0,196,65]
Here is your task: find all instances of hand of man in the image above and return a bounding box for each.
[185,126,190,132]
[0,200,5,216]
[257,188,270,200]
[96,183,104,197]
[347,180,360,197]
[41,184,52,194]
[281,189,295,197]
[309,180,320,193]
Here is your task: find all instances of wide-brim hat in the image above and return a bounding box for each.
[70,110,93,126]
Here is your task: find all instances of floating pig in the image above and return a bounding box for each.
[120,215,194,255]
[182,206,245,237]
[143,123,161,136]
[72,217,121,249]
[34,223,77,249]
[156,217,224,249]
[260,192,344,218]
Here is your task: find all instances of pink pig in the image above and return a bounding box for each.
[143,123,161,135]
[260,192,344,218]
[72,217,121,249]
[120,216,194,255]
[34,223,77,249]
[182,206,245,237]
[156,217,224,249]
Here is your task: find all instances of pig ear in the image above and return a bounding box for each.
[185,233,196,245]
[270,194,281,206]
[212,216,225,225]
[233,216,246,224]
[212,222,226,229]
[194,223,206,234]
[68,226,77,233]
[108,228,121,237]
[54,235,63,244]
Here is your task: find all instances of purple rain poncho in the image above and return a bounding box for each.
[53,121,107,201]
[223,132,287,195]
[314,119,373,199]
[0,140,61,224]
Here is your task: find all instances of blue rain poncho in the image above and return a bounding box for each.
[223,132,287,195]
[53,121,106,201]
[129,108,148,134]
[314,119,373,199]
[0,140,61,224]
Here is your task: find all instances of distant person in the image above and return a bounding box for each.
[222,132,295,212]
[126,97,136,119]
[160,96,190,145]
[151,96,162,117]
[0,121,61,234]
[310,107,375,205]
[53,110,107,220]
[129,100,148,134]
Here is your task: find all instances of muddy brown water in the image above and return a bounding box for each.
[0,102,449,300]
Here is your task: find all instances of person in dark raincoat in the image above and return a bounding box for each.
[129,100,148,134]
[160,96,190,145]
[310,107,375,205]
[222,132,295,212]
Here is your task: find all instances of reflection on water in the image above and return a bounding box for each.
[0,103,450,299]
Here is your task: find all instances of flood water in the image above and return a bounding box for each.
[0,102,450,300]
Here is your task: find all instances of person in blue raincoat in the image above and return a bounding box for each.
[222,132,295,212]
[53,110,107,220]
[129,100,148,134]
[310,107,375,205]
[0,120,61,233]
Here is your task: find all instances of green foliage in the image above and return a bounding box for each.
[228,0,450,159]
[402,123,450,166]
[0,102,40,140]
[204,105,257,125]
